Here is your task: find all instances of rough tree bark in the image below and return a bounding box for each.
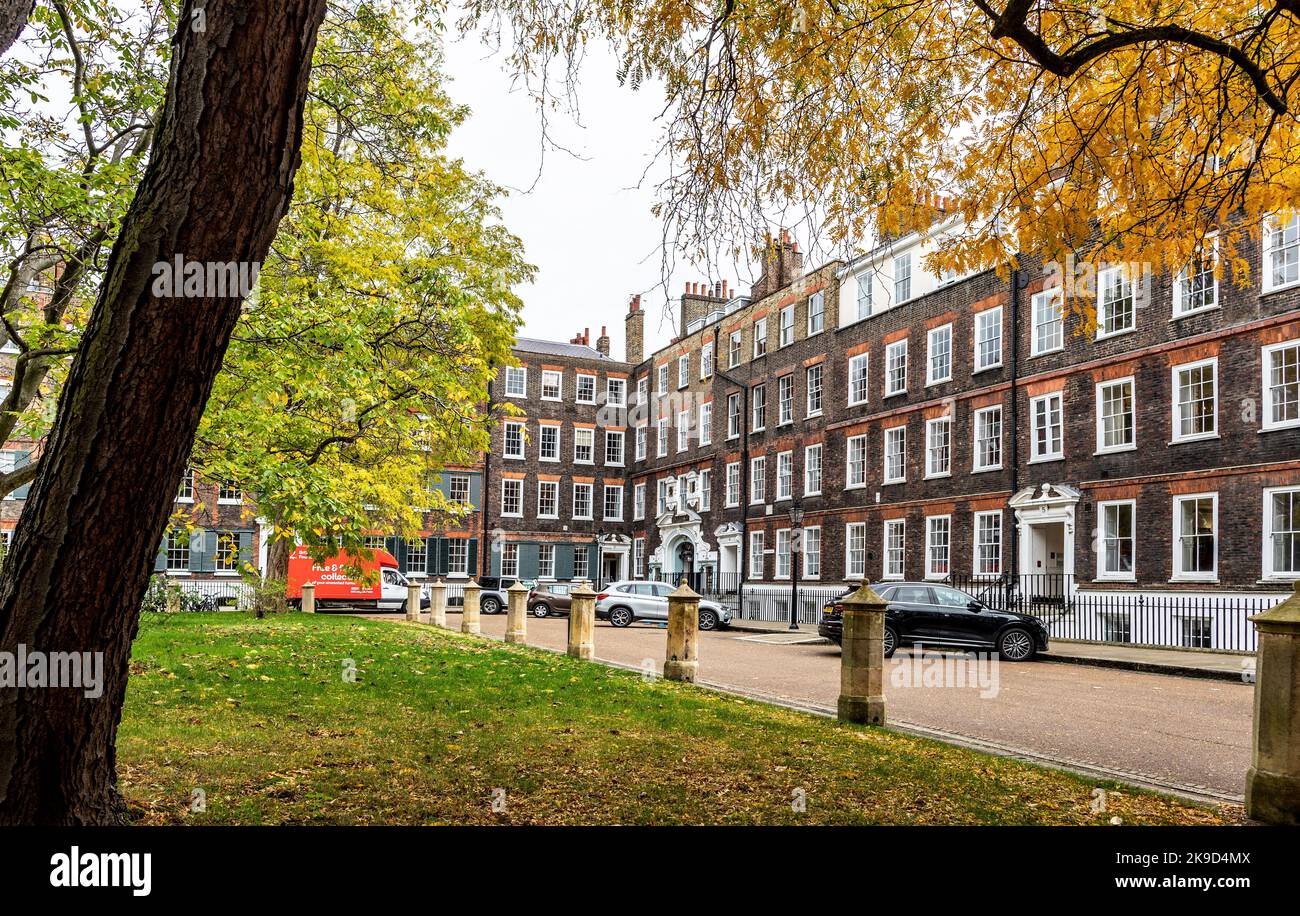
[265,530,292,583]
[0,0,328,825]
[0,0,32,58]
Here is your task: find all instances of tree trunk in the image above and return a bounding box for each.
[0,0,32,58]
[0,0,327,825]
[265,528,292,582]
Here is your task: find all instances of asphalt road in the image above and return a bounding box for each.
[400,609,1253,801]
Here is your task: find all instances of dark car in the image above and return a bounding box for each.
[818,582,1049,661]
[528,582,575,618]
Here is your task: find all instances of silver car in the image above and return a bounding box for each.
[594,580,731,631]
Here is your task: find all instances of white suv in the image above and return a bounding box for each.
[594,580,731,631]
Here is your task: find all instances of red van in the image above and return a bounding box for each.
[286,546,427,612]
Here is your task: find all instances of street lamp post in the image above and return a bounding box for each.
[788,500,804,630]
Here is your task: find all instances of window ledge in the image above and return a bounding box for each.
[1170,305,1219,321]
[971,465,1003,474]
[1168,434,1219,446]
[1094,445,1137,456]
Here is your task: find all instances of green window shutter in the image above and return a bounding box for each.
[384,536,407,572]
[556,545,574,580]
[11,450,31,499]
[467,538,478,578]
[190,529,210,573]
[468,474,482,510]
[434,537,447,576]
[154,539,168,572]
[518,543,539,580]
[238,530,254,570]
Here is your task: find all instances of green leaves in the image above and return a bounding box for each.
[192,3,532,555]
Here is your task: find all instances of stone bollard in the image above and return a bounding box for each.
[406,581,422,622]
[428,578,447,628]
[664,579,701,682]
[461,578,481,635]
[567,582,596,660]
[165,586,181,614]
[505,580,529,644]
[301,582,316,614]
[1246,581,1300,824]
[837,580,888,725]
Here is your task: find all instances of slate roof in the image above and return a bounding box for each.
[513,337,617,361]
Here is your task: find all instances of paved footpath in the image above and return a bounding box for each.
[400,610,1253,803]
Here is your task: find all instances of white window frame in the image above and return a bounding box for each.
[1262,339,1300,432]
[845,434,867,489]
[1097,499,1137,582]
[1263,214,1300,294]
[500,478,523,518]
[605,429,625,466]
[848,353,869,406]
[777,374,794,426]
[972,405,1002,472]
[603,484,624,522]
[884,339,908,396]
[926,324,953,385]
[503,421,526,460]
[1096,266,1135,339]
[1172,492,1218,582]
[1263,486,1300,581]
[725,462,741,507]
[882,519,905,580]
[776,451,793,501]
[973,510,1002,577]
[635,424,647,461]
[606,377,626,407]
[845,522,867,580]
[1031,288,1063,356]
[804,443,822,496]
[802,526,822,579]
[575,373,596,404]
[633,482,646,521]
[537,480,559,519]
[727,392,742,440]
[925,515,952,580]
[1172,241,1219,317]
[925,416,951,479]
[779,305,795,348]
[751,384,766,432]
[540,369,563,401]
[1094,376,1136,454]
[572,482,593,520]
[677,354,689,389]
[504,366,528,398]
[538,422,561,463]
[574,427,595,464]
[883,425,906,484]
[775,528,792,579]
[749,530,766,578]
[1029,392,1064,462]
[807,291,825,335]
[806,364,823,417]
[894,252,912,303]
[750,456,766,504]
[974,307,1003,372]
[1171,357,1218,444]
[676,410,690,453]
[753,317,768,358]
[700,342,714,379]
[698,401,712,446]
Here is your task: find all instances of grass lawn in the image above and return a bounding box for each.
[118,612,1237,826]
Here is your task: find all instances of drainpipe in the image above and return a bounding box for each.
[1009,268,1028,580]
[481,375,495,581]
[713,325,749,595]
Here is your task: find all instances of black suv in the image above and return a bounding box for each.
[818,582,1049,661]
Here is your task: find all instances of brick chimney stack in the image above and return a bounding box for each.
[750,228,804,301]
[680,278,730,337]
[625,294,644,365]
[596,325,610,358]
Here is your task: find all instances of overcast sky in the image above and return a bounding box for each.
[442,34,746,362]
